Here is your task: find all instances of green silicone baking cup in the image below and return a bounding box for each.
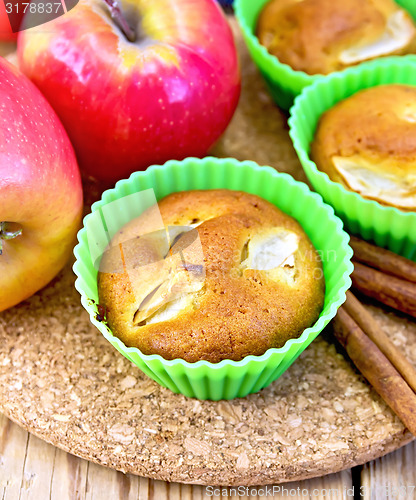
[235,0,416,110]
[73,157,352,400]
[289,56,416,260]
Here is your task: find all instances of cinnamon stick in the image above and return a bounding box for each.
[352,261,416,318]
[333,307,416,436]
[350,236,416,283]
[343,290,416,394]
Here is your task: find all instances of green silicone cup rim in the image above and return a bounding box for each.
[73,157,353,400]
[234,0,416,110]
[288,56,416,258]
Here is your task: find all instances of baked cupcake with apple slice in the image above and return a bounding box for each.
[289,56,416,258]
[256,0,416,75]
[74,157,353,400]
[97,189,325,363]
[310,84,416,211]
[235,0,416,108]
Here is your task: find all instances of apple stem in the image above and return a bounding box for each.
[103,0,136,43]
[0,222,22,256]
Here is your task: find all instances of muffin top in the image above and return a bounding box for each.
[97,189,325,363]
[256,0,416,75]
[311,84,416,210]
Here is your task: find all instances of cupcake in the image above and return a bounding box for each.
[235,0,416,109]
[289,57,416,258]
[74,157,352,399]
[256,0,416,75]
[310,84,416,211]
[97,189,325,363]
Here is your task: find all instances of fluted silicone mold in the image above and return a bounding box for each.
[289,56,416,260]
[73,157,353,400]
[235,0,416,110]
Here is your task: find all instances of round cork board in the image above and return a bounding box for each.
[0,19,415,487]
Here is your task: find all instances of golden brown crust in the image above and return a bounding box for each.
[311,84,416,211]
[257,0,416,75]
[98,190,325,363]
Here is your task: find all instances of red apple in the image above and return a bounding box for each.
[0,57,83,311]
[17,0,240,184]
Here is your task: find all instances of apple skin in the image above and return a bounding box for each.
[17,0,241,184]
[0,57,83,312]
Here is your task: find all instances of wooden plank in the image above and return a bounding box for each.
[178,483,205,500]
[18,432,56,500]
[297,470,353,499]
[201,469,352,499]
[138,478,206,500]
[83,460,140,500]
[361,441,416,500]
[0,413,29,500]
[50,448,89,500]
[137,476,150,500]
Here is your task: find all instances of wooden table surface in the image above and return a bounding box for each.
[0,413,415,499]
